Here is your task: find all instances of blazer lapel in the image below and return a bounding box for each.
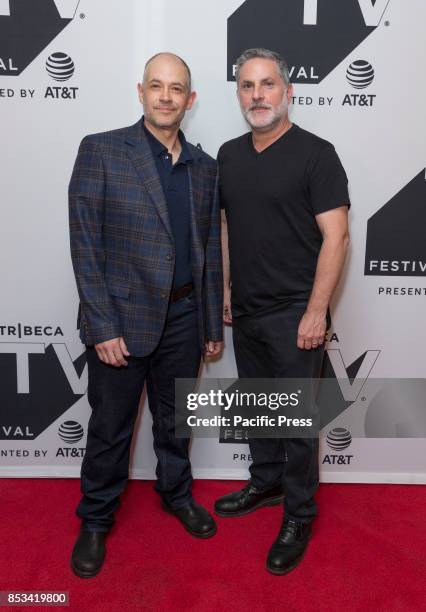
[124,120,174,243]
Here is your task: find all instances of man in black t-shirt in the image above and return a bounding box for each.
[215,48,350,575]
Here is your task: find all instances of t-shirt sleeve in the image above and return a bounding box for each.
[307,143,351,215]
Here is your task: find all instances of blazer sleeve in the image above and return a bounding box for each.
[68,136,122,344]
[204,169,224,342]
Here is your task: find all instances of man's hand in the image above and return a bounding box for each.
[205,340,224,358]
[297,311,327,350]
[95,337,130,367]
[223,288,232,324]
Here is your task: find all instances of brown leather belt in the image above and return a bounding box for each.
[170,282,194,304]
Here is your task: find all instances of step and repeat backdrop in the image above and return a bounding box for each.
[0,0,425,482]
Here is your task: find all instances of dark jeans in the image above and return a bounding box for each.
[232,301,327,523]
[76,292,201,532]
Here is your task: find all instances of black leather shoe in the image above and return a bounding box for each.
[214,482,284,517]
[266,518,312,575]
[71,529,106,578]
[162,500,217,538]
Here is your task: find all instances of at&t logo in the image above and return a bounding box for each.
[342,58,376,107]
[346,60,374,89]
[58,420,84,444]
[45,50,78,99]
[327,427,352,450]
[46,52,75,81]
[322,427,354,465]
[57,420,85,458]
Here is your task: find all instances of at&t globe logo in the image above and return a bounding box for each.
[58,420,84,444]
[346,60,374,89]
[326,427,352,451]
[46,52,75,81]
[323,427,354,466]
[57,420,85,458]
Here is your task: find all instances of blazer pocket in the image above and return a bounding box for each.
[107,283,130,299]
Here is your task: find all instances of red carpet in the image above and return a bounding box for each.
[0,479,425,611]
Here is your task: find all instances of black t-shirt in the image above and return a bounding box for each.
[218,124,350,317]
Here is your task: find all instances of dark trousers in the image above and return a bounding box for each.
[232,301,327,523]
[76,293,201,532]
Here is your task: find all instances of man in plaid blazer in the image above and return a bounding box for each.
[69,53,223,578]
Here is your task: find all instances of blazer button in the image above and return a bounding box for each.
[166,254,172,261]
[161,292,168,299]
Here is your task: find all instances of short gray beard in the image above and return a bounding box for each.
[243,94,289,131]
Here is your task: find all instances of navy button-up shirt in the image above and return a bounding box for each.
[143,118,192,290]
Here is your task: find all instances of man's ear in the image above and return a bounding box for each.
[186,90,197,110]
[137,82,144,105]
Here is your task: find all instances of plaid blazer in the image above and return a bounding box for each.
[69,119,223,356]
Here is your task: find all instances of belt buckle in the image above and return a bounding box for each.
[171,283,193,303]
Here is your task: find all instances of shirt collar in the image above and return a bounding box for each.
[142,116,193,164]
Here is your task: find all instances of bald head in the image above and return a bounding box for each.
[138,52,196,132]
[143,52,192,91]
